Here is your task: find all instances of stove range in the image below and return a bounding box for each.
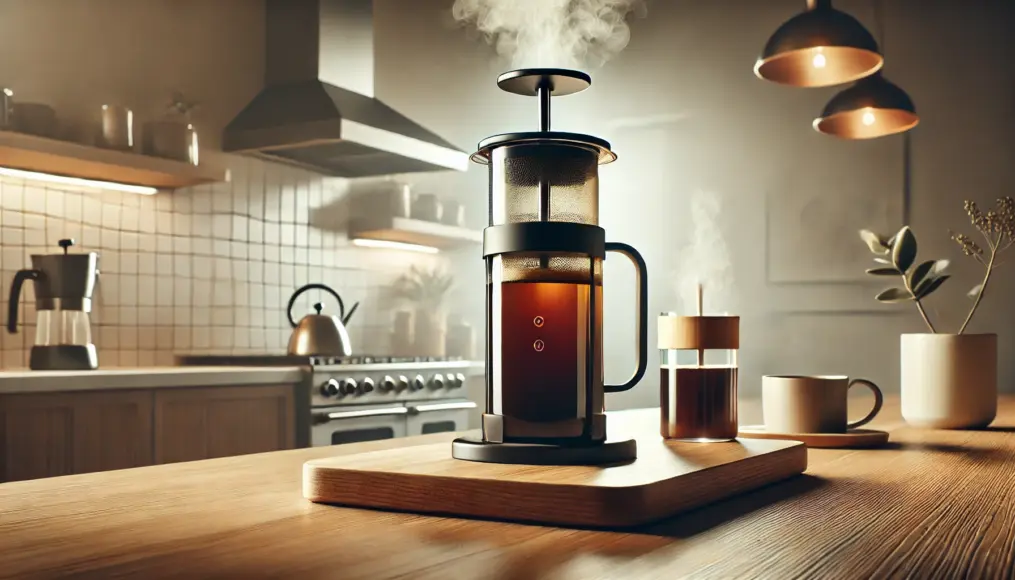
[177,353,468,368]
[177,353,482,447]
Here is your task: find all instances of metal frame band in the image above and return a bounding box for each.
[471,131,616,165]
[483,222,605,258]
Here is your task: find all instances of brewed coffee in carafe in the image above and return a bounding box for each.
[494,267,603,424]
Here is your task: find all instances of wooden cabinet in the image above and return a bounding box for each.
[0,390,153,482]
[154,385,295,464]
[0,383,299,482]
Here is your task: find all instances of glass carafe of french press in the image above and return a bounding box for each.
[452,69,649,465]
[7,239,100,370]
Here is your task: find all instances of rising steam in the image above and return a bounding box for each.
[676,189,736,315]
[451,0,645,69]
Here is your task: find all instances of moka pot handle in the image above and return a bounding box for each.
[7,270,40,334]
[604,242,648,393]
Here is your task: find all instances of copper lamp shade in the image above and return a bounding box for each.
[754,0,883,88]
[813,72,919,139]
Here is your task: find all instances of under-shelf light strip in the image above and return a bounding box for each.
[0,166,158,195]
[351,238,440,254]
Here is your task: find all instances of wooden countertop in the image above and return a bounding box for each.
[0,366,307,393]
[2,397,1014,579]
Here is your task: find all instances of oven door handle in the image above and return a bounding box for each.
[410,401,478,414]
[315,406,410,423]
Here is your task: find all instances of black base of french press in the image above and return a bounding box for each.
[451,436,637,466]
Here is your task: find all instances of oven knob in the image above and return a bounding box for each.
[397,375,410,393]
[410,375,425,391]
[338,378,357,396]
[319,379,340,396]
[450,373,466,389]
[428,374,445,390]
[379,376,396,393]
[360,377,375,394]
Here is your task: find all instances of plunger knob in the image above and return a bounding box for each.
[496,68,591,96]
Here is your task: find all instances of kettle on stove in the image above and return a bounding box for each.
[286,283,358,357]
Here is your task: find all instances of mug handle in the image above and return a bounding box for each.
[846,378,884,429]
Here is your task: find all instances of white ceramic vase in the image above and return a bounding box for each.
[900,333,997,429]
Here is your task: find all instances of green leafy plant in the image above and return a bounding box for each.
[393,266,453,310]
[860,197,1014,334]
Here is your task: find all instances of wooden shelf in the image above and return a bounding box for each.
[0,130,229,190]
[348,216,482,249]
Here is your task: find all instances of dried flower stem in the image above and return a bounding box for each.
[959,232,1000,334]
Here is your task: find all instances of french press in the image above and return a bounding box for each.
[452,69,649,465]
[7,239,100,370]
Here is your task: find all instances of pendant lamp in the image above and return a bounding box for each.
[813,0,919,139]
[754,0,883,88]
[813,72,918,139]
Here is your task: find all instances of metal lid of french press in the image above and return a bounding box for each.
[471,68,617,165]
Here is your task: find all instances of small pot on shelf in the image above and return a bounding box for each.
[143,91,199,165]
[412,193,442,222]
[144,121,198,165]
[412,309,446,357]
[441,201,466,227]
[901,333,997,429]
[99,104,134,151]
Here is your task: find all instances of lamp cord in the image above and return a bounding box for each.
[874,0,886,55]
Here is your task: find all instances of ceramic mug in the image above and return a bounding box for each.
[762,375,884,433]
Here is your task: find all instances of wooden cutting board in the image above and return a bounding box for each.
[303,432,806,528]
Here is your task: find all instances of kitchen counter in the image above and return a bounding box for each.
[0,366,306,393]
[2,398,1014,578]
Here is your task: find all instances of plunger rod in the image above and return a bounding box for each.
[538,85,551,131]
[537,82,551,221]
[537,83,551,268]
[696,283,704,366]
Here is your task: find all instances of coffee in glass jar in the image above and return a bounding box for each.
[658,311,740,442]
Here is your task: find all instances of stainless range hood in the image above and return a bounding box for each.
[223,0,468,177]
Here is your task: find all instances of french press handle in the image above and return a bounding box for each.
[604,242,648,393]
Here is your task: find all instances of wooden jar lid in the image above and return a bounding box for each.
[658,315,740,350]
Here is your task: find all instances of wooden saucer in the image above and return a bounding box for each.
[737,425,889,448]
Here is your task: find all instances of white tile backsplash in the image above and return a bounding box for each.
[2,182,24,210]
[102,204,121,230]
[138,275,157,306]
[0,157,445,367]
[46,190,64,216]
[24,186,47,214]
